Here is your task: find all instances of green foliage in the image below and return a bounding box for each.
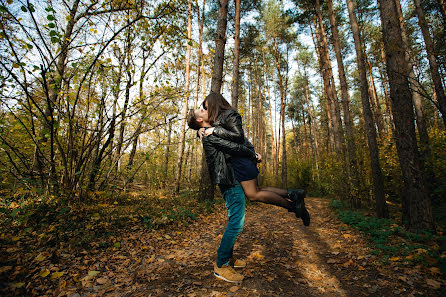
[330,199,445,271]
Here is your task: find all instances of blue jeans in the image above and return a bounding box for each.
[217,183,245,267]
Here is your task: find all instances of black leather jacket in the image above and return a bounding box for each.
[202,110,256,189]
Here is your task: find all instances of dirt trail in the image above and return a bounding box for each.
[4,198,443,296]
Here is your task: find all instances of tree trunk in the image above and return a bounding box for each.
[272,38,287,188]
[231,0,241,109]
[327,0,361,205]
[439,0,446,23]
[395,0,430,161]
[366,58,385,138]
[174,0,193,194]
[347,0,388,217]
[263,51,277,177]
[165,119,173,180]
[413,0,446,128]
[211,0,229,93]
[378,0,433,230]
[195,0,206,107]
[315,1,343,154]
[303,69,320,174]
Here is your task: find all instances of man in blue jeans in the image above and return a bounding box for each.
[187,108,259,283]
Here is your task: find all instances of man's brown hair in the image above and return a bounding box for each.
[187,109,201,130]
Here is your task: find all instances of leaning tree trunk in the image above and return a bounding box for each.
[378,0,433,230]
[174,0,193,194]
[413,0,446,128]
[231,0,241,109]
[347,0,388,218]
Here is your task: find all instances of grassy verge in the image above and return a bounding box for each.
[0,188,217,251]
[330,199,446,275]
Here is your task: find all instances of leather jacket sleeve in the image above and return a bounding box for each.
[212,111,245,143]
[204,134,256,160]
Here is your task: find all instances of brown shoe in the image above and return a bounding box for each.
[214,263,244,283]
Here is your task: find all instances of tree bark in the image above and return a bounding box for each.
[174,0,193,194]
[315,0,343,154]
[327,0,361,205]
[272,38,287,188]
[347,0,388,217]
[194,0,206,107]
[378,0,433,230]
[211,0,229,93]
[395,0,430,160]
[413,0,446,128]
[231,0,241,109]
[366,58,385,139]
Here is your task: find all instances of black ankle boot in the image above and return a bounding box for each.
[287,189,310,226]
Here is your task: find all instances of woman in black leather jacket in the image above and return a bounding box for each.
[201,93,310,226]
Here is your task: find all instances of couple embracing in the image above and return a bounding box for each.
[187,92,310,283]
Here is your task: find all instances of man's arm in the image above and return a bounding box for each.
[203,134,257,160]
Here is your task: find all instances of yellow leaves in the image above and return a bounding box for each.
[11,282,25,288]
[342,234,351,239]
[88,270,100,277]
[12,236,20,241]
[39,269,50,277]
[146,254,155,263]
[50,271,64,279]
[389,257,401,262]
[35,253,46,262]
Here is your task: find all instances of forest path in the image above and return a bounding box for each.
[3,198,442,296]
[71,198,440,296]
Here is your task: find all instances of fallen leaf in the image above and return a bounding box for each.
[327,258,340,264]
[59,279,66,288]
[358,265,366,271]
[0,266,12,273]
[429,267,441,275]
[389,257,400,262]
[342,259,354,267]
[12,236,20,241]
[88,270,100,277]
[35,253,46,262]
[96,277,108,284]
[426,279,441,289]
[51,271,64,279]
[229,286,239,292]
[11,282,25,288]
[39,269,50,277]
[342,234,351,239]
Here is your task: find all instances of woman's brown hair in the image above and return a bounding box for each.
[203,93,235,124]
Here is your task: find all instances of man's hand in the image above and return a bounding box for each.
[255,153,262,163]
[198,128,205,138]
[204,127,214,136]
